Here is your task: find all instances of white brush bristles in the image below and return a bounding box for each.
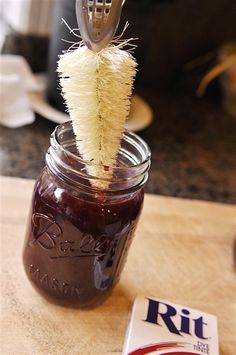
[57,45,137,189]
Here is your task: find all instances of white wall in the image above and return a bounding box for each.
[1,0,54,36]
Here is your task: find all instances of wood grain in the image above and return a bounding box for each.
[0,176,235,355]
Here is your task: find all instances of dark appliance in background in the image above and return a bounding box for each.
[46,0,236,112]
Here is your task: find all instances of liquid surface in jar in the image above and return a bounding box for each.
[23,167,144,307]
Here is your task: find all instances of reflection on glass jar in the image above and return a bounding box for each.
[23,121,151,307]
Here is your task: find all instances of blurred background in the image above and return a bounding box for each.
[0,0,236,203]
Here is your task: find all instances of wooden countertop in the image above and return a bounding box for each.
[0,176,235,354]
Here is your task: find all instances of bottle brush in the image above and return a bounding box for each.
[57,0,137,189]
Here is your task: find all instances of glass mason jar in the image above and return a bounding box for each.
[23,121,151,308]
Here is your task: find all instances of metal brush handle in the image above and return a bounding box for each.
[76,0,125,52]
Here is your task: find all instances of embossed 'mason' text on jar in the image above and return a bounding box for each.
[23,121,151,307]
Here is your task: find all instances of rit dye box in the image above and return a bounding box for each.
[123,296,219,355]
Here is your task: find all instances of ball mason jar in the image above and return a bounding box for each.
[23,121,151,307]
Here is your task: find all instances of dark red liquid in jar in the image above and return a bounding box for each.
[23,167,144,307]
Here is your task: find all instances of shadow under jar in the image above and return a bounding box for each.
[23,121,151,308]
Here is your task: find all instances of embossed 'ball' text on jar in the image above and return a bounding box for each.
[23,121,151,308]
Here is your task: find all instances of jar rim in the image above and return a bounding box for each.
[53,121,151,172]
[47,121,151,193]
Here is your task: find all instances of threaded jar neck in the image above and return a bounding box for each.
[46,121,151,194]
